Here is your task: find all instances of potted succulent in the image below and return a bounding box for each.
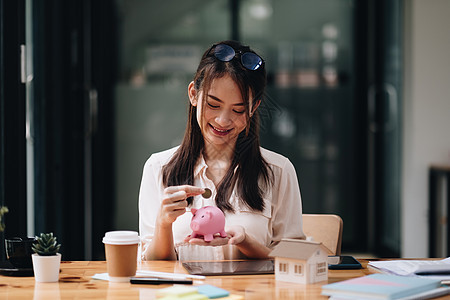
[31,232,61,282]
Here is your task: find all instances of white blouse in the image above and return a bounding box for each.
[138,146,305,261]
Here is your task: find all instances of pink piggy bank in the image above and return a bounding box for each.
[190,206,227,242]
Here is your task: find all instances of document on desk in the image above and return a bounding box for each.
[91,271,205,282]
[368,257,450,283]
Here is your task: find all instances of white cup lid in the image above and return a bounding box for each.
[102,231,140,245]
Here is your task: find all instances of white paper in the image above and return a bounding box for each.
[368,257,450,281]
[91,271,205,282]
[91,273,110,281]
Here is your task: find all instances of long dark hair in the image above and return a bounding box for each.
[162,40,272,212]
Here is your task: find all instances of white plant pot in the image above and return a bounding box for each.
[32,253,61,282]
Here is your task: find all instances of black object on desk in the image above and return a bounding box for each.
[0,260,34,277]
[130,277,193,285]
[4,237,36,269]
[429,165,450,257]
[328,255,362,270]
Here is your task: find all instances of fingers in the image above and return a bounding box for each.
[226,226,246,245]
[186,236,230,247]
[163,190,189,205]
[182,226,245,246]
[162,185,205,209]
[161,191,188,213]
[158,204,186,227]
[228,236,242,245]
[165,185,205,199]
[158,185,205,227]
[162,185,203,207]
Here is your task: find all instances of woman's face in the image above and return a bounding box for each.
[189,74,257,148]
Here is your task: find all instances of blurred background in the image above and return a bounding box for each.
[1,0,449,261]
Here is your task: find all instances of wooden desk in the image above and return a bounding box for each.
[0,259,444,299]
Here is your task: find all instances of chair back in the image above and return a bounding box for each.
[302,214,343,255]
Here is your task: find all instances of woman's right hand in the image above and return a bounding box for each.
[157,185,205,227]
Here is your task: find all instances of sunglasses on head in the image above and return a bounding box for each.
[210,44,264,71]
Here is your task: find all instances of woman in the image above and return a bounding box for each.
[139,40,305,261]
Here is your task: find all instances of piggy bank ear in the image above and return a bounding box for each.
[191,208,197,215]
[205,211,212,219]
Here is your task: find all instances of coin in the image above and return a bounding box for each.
[202,188,212,198]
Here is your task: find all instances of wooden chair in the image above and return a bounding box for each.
[302,214,343,255]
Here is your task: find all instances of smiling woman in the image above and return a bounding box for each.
[189,75,257,150]
[138,40,305,262]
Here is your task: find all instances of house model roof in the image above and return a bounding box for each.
[269,238,327,260]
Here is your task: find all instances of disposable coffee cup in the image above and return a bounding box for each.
[102,231,140,282]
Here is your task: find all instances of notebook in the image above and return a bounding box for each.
[321,273,441,300]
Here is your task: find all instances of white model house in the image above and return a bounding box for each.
[269,238,328,284]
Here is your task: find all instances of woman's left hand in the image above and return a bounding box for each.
[184,225,246,246]
[225,225,246,245]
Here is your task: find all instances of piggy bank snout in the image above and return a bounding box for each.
[191,221,200,231]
